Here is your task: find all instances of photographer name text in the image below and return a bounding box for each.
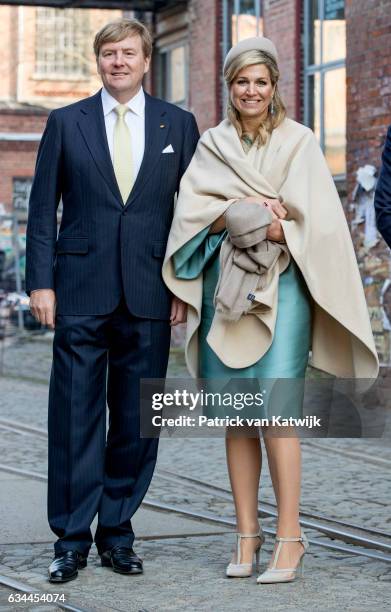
[151,415,321,428]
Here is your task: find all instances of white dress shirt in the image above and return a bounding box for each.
[101,87,145,182]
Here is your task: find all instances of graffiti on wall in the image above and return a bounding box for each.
[351,164,391,365]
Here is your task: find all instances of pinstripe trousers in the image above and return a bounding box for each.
[47,299,171,556]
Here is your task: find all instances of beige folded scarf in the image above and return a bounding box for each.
[214,200,290,321]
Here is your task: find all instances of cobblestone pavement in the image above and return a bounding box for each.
[0,336,390,610]
[0,535,390,612]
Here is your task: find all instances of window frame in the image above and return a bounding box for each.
[303,0,346,179]
[155,41,189,109]
[34,7,90,80]
[222,0,262,59]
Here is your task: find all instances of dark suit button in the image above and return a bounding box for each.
[122,210,127,216]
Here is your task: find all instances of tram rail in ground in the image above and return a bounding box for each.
[0,415,390,564]
[1,419,391,610]
[0,570,92,612]
[1,416,390,547]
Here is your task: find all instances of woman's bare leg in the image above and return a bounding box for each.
[225,427,262,563]
[263,429,304,568]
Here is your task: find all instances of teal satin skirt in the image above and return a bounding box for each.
[174,229,312,418]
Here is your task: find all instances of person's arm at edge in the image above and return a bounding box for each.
[375,126,391,248]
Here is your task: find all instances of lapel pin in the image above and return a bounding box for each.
[160,124,165,128]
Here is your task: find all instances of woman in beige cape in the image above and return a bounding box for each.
[163,37,378,584]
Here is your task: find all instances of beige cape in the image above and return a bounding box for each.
[162,117,379,380]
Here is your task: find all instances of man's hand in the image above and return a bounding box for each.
[170,295,187,326]
[29,289,56,329]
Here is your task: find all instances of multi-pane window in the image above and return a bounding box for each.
[35,8,90,78]
[155,44,188,108]
[304,0,346,176]
[222,0,262,55]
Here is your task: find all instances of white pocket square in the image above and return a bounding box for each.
[162,144,174,154]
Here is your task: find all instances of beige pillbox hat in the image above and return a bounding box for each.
[223,36,279,73]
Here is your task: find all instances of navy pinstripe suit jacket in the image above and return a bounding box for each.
[375,126,391,249]
[25,90,199,318]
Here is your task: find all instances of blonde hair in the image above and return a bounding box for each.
[224,49,286,146]
[94,18,153,59]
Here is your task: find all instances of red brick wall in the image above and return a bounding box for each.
[188,0,220,133]
[345,0,391,364]
[0,144,39,211]
[0,111,47,133]
[346,0,391,197]
[263,0,301,121]
[0,111,47,212]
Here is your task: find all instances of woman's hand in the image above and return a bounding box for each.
[241,196,287,220]
[241,196,287,243]
[208,196,287,238]
[266,217,286,242]
[265,205,286,242]
[261,197,288,221]
[209,215,226,234]
[170,295,187,326]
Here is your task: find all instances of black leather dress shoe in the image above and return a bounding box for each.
[48,551,87,583]
[101,546,143,575]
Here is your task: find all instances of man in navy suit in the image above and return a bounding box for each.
[375,126,391,247]
[26,18,199,583]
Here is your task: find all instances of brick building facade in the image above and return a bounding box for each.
[0,5,120,219]
[344,0,391,364]
[2,1,390,209]
[0,109,46,211]
[346,0,391,195]
[0,0,303,187]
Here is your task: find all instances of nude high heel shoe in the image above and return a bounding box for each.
[226,530,265,578]
[256,529,309,584]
